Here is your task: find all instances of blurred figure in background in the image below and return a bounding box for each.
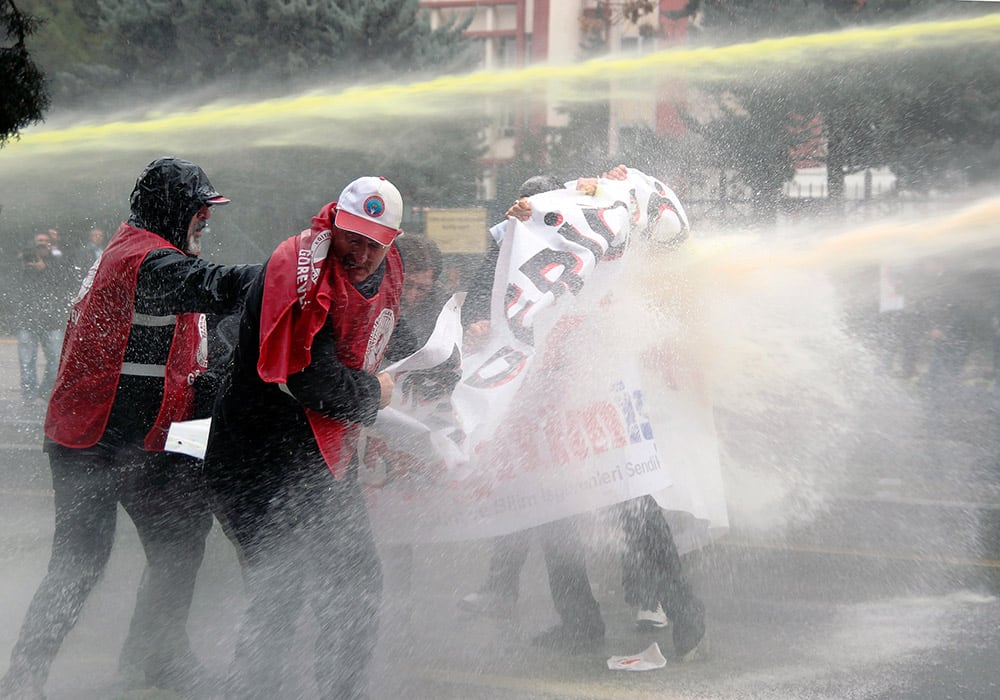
[877,262,920,379]
[83,227,106,263]
[395,234,448,345]
[369,234,449,630]
[14,231,69,404]
[922,259,979,421]
[44,228,64,261]
[458,165,708,660]
[457,172,607,651]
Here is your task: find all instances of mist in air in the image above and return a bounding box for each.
[2,6,1000,699]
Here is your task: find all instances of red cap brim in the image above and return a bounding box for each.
[335,208,399,246]
[206,196,230,205]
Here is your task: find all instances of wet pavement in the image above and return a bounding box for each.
[2,336,1000,699]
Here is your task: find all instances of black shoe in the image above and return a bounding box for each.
[671,597,708,661]
[531,621,605,653]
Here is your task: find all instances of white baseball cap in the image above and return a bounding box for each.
[334,176,403,246]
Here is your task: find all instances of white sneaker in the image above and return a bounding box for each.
[457,590,515,617]
[636,603,669,630]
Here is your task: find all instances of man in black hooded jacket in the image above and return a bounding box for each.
[0,157,260,700]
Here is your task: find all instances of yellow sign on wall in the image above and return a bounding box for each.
[424,208,488,254]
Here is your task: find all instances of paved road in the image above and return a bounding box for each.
[2,337,1000,699]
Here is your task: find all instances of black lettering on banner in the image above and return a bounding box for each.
[506,245,584,344]
[646,188,685,247]
[580,201,629,260]
[555,220,603,260]
[521,248,586,298]
[465,345,529,390]
[504,283,532,345]
[504,200,629,344]
[399,345,462,407]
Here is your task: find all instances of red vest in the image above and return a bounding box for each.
[45,223,205,450]
[257,208,403,478]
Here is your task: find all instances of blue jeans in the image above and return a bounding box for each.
[17,328,63,400]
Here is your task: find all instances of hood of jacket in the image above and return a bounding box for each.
[127,157,226,250]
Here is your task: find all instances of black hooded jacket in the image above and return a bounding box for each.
[128,156,228,249]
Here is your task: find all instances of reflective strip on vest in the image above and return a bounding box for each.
[121,314,174,378]
[133,312,177,327]
[121,362,167,377]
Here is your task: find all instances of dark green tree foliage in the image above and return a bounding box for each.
[673,0,907,40]
[326,0,472,69]
[772,35,1000,196]
[0,0,49,147]
[97,0,474,87]
[340,114,487,211]
[673,0,1000,206]
[6,1,110,105]
[691,87,801,219]
[860,45,1000,192]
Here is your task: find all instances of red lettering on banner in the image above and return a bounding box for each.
[564,411,590,462]
[540,399,630,465]
[474,419,547,478]
[581,401,627,453]
[475,396,631,469]
[543,411,570,465]
[516,422,544,471]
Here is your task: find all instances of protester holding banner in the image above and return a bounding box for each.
[0,157,260,700]
[204,176,415,700]
[371,234,450,621]
[454,166,709,660]
[456,171,620,651]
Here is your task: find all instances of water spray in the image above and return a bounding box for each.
[2,14,998,157]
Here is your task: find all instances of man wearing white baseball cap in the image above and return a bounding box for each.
[204,176,418,700]
[335,175,405,244]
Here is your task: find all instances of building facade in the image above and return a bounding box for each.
[420,1,691,198]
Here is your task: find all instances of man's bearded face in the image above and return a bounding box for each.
[186,205,211,256]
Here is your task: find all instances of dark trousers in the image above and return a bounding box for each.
[16,328,62,401]
[484,497,698,627]
[212,466,382,700]
[619,495,686,611]
[482,517,603,632]
[1,446,212,691]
